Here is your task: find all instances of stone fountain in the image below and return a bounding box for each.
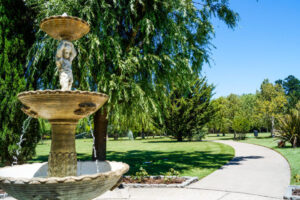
[0,14,129,200]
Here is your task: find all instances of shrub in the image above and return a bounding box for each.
[164,168,180,183]
[192,128,207,141]
[276,109,300,148]
[232,114,251,140]
[134,167,149,182]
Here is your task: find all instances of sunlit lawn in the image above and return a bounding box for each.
[31,137,234,180]
[206,132,300,185]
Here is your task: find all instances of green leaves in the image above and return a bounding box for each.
[164,77,215,141]
[24,0,238,131]
[0,0,40,164]
[276,109,300,148]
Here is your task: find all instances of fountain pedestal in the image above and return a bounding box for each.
[48,120,78,177]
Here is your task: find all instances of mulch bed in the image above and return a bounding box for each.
[0,189,5,194]
[292,189,300,196]
[123,176,185,184]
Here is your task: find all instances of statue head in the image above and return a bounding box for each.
[63,44,72,59]
[56,40,77,62]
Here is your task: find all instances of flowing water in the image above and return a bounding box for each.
[127,130,134,140]
[87,117,100,173]
[12,116,32,165]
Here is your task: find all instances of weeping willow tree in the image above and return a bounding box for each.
[25,0,238,160]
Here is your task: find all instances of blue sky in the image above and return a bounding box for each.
[202,0,300,98]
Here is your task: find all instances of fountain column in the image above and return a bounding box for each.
[48,120,78,177]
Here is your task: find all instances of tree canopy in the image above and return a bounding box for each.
[24,0,239,158]
[276,75,300,109]
[26,0,238,126]
[208,77,292,139]
[0,0,40,164]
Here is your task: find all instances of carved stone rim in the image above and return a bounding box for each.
[17,90,109,98]
[40,15,89,27]
[0,161,129,185]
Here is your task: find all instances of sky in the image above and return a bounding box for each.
[202,0,300,98]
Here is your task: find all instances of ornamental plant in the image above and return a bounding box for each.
[276,109,300,148]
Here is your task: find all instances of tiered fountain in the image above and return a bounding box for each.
[0,14,129,200]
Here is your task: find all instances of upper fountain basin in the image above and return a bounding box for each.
[40,15,90,41]
[18,90,108,121]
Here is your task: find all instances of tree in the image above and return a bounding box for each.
[232,114,251,140]
[239,94,260,129]
[232,94,257,139]
[276,75,300,110]
[26,0,238,160]
[255,79,287,136]
[208,97,231,135]
[225,94,241,137]
[164,77,215,141]
[0,0,40,164]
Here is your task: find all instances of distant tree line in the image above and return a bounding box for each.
[207,75,300,141]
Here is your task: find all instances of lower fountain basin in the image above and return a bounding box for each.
[0,161,129,200]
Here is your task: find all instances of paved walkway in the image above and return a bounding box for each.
[97,140,290,200]
[187,140,290,199]
[3,141,290,200]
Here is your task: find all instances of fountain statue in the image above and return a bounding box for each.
[0,14,129,199]
[56,40,76,91]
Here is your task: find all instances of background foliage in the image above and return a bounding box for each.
[0,0,40,164]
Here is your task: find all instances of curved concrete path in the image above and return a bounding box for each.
[187,140,291,199]
[3,140,291,200]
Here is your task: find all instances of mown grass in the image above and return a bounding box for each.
[207,132,300,185]
[31,137,234,180]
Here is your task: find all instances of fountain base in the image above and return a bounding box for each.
[0,161,129,200]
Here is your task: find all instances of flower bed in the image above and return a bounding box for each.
[122,176,198,188]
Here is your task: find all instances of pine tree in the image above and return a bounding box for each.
[26,0,238,160]
[164,77,215,141]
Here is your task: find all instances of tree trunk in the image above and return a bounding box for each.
[92,109,108,161]
[177,133,183,142]
[271,116,275,137]
[234,131,236,139]
[113,133,118,140]
[293,137,297,148]
[141,128,145,139]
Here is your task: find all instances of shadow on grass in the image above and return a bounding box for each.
[31,150,234,176]
[79,150,233,176]
[144,140,204,143]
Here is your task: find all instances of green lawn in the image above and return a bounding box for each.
[206,133,300,185]
[31,138,234,180]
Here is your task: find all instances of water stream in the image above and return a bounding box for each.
[87,117,100,173]
[127,130,134,140]
[12,116,32,165]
